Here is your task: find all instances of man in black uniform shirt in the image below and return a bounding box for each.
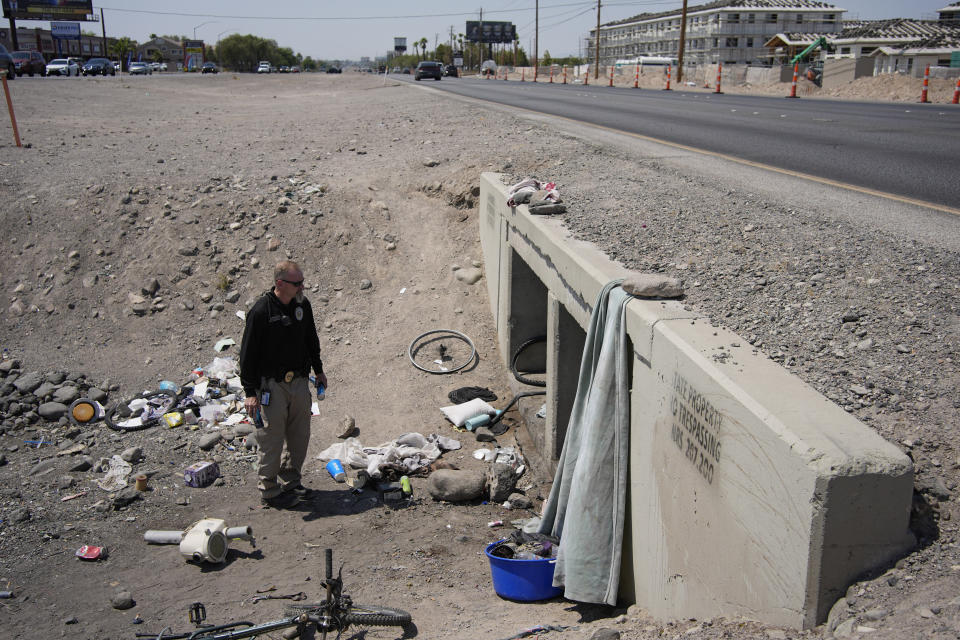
[240,260,328,509]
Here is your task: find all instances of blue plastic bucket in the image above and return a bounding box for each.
[485,540,563,601]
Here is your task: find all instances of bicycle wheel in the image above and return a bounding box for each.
[343,604,411,627]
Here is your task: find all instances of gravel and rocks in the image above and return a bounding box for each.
[0,72,957,640]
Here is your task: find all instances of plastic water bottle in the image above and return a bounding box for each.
[316,384,325,401]
[254,408,264,429]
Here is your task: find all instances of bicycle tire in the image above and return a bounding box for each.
[285,602,410,627]
[408,329,476,375]
[510,335,547,387]
[343,604,411,627]
[104,390,179,432]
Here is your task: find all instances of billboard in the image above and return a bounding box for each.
[394,37,406,53]
[50,21,80,39]
[2,0,93,21]
[465,21,516,44]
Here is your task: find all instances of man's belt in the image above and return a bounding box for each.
[273,370,308,383]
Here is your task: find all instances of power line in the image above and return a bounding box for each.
[98,2,599,22]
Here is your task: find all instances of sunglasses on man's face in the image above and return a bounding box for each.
[281,278,304,287]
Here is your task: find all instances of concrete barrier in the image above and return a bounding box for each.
[479,172,914,629]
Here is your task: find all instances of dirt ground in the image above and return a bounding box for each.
[0,71,957,640]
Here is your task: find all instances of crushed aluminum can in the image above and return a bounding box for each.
[75,545,106,560]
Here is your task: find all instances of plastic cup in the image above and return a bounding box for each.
[326,459,346,482]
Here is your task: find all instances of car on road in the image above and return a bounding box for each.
[82,57,116,76]
[257,61,271,74]
[414,61,442,81]
[325,66,341,74]
[443,64,458,77]
[12,50,45,77]
[128,61,152,75]
[0,44,14,80]
[201,62,219,74]
[46,57,80,76]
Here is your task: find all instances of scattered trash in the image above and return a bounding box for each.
[132,614,143,625]
[213,338,236,353]
[60,490,88,502]
[75,545,107,561]
[184,461,220,488]
[251,591,306,604]
[325,458,347,482]
[400,475,412,495]
[158,380,181,394]
[488,520,504,528]
[440,397,497,428]
[97,455,132,491]
[68,398,105,426]
[135,474,149,492]
[317,432,461,480]
[145,518,255,564]
[0,590,14,599]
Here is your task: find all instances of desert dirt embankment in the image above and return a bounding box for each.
[0,72,958,640]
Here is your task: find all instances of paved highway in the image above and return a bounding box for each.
[396,75,960,211]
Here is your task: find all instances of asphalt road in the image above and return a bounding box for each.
[397,75,960,210]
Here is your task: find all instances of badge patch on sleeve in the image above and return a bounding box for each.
[295,306,304,321]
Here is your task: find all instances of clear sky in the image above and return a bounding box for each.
[10,1,953,61]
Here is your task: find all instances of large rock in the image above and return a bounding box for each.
[13,371,43,393]
[52,386,80,404]
[198,432,221,451]
[38,402,68,421]
[454,267,483,285]
[427,469,485,502]
[33,382,57,399]
[487,463,518,503]
[86,387,108,403]
[621,274,684,299]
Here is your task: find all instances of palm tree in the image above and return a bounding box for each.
[419,38,428,61]
[109,36,136,71]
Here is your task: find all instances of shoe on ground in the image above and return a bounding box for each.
[285,484,311,497]
[261,492,301,509]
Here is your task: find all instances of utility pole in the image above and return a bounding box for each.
[534,0,538,81]
[8,13,19,51]
[676,0,689,83]
[594,1,601,80]
[100,7,108,57]
[479,7,483,66]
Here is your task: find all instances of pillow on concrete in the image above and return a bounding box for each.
[440,398,496,427]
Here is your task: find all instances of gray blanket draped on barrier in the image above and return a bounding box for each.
[538,279,631,605]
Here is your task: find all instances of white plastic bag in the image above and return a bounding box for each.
[97,455,132,491]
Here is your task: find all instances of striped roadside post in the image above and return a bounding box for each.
[787,62,799,98]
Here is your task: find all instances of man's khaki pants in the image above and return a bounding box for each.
[258,376,311,499]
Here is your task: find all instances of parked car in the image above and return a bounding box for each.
[12,50,45,77]
[82,57,115,76]
[201,62,219,74]
[278,65,289,73]
[0,44,14,81]
[414,61,442,81]
[257,61,271,74]
[325,66,341,74]
[46,57,80,76]
[160,62,168,72]
[443,64,458,77]
[402,67,411,75]
[128,61,152,75]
